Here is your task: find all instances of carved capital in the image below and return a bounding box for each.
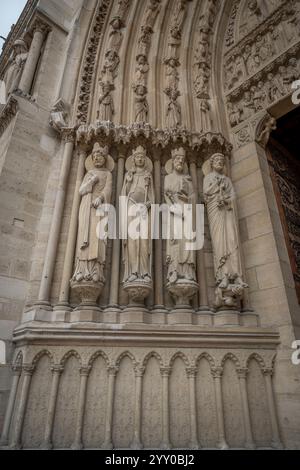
[62,127,76,143]
[32,18,51,35]
[107,366,119,377]
[262,367,274,377]
[237,368,249,379]
[134,366,146,378]
[22,364,35,376]
[51,365,64,375]
[186,367,197,378]
[211,366,223,379]
[160,367,171,377]
[79,366,92,377]
[11,364,22,376]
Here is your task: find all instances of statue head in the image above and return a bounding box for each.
[12,38,28,55]
[210,153,226,174]
[248,0,258,12]
[92,143,108,168]
[135,84,147,96]
[289,58,297,67]
[133,145,147,168]
[136,54,147,65]
[110,16,124,30]
[172,147,186,173]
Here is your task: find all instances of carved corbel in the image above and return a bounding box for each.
[50,98,69,133]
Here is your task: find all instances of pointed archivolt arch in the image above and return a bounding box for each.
[246,352,266,370]
[88,350,110,368]
[115,350,137,368]
[221,352,241,369]
[60,350,82,367]
[142,351,164,369]
[168,351,190,369]
[32,349,54,367]
[195,352,216,370]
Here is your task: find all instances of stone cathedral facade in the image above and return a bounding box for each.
[0,0,299,450]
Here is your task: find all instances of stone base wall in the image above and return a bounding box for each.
[1,323,285,450]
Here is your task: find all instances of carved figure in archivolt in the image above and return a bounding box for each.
[97,82,115,121]
[203,154,248,309]
[134,55,149,86]
[3,39,28,100]
[133,84,149,123]
[107,17,124,54]
[71,144,114,295]
[121,146,155,285]
[165,88,181,128]
[143,0,161,29]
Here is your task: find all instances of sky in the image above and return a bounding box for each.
[0,0,28,42]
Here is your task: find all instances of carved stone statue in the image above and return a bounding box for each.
[246,0,263,33]
[133,84,149,123]
[143,0,161,29]
[134,55,149,86]
[198,98,211,132]
[101,50,120,84]
[97,81,115,121]
[164,148,198,308]
[121,146,155,304]
[138,25,153,58]
[3,39,28,101]
[203,153,248,310]
[257,115,276,148]
[107,17,124,54]
[116,0,131,21]
[165,58,179,91]
[165,88,181,128]
[71,143,114,305]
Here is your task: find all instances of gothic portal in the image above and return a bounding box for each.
[0,0,300,449]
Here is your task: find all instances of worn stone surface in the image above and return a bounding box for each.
[0,0,299,450]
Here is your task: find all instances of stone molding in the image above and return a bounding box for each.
[12,323,280,350]
[76,121,233,157]
[77,0,111,123]
[0,96,18,137]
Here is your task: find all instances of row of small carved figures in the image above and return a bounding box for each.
[224,8,299,90]
[227,58,299,127]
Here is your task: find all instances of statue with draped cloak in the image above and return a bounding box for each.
[71,143,114,303]
[203,153,247,309]
[164,147,198,307]
[3,39,28,101]
[121,146,155,287]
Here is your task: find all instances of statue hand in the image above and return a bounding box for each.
[91,174,99,184]
[92,196,104,209]
[126,172,134,183]
[217,198,226,209]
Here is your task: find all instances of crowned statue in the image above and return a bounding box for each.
[164,147,198,308]
[71,143,114,305]
[203,153,248,309]
[121,146,155,304]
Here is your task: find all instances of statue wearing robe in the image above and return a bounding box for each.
[3,39,28,101]
[203,153,247,307]
[121,146,155,283]
[164,148,197,285]
[72,144,113,285]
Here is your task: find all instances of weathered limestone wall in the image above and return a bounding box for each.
[7,342,279,450]
[0,0,300,450]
